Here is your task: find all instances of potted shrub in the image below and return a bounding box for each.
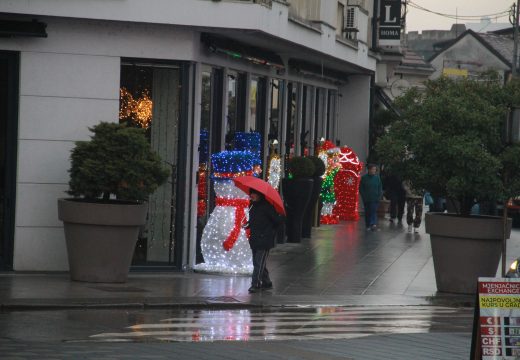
[282,156,315,243]
[58,122,170,283]
[302,156,326,237]
[375,76,520,294]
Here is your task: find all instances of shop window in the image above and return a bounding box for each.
[269,79,284,155]
[336,2,345,37]
[250,76,267,174]
[225,70,246,149]
[314,87,326,148]
[196,67,212,264]
[250,77,259,131]
[196,66,226,264]
[119,62,180,266]
[285,82,297,161]
[300,85,312,156]
[327,90,338,141]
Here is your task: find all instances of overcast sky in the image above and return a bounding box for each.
[405,0,514,32]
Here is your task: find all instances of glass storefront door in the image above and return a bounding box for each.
[225,70,246,149]
[285,82,297,160]
[249,76,267,175]
[268,79,284,154]
[119,61,181,267]
[300,85,312,156]
[326,90,338,141]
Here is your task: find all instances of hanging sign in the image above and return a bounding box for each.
[378,0,401,46]
[472,277,520,359]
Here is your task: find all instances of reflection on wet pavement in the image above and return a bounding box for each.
[88,305,473,343]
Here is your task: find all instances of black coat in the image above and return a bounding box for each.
[384,174,405,198]
[247,199,283,250]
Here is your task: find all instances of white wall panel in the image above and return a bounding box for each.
[17,140,74,184]
[19,96,119,141]
[20,52,119,99]
[13,227,68,271]
[15,184,68,227]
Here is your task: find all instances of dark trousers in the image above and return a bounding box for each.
[251,249,271,287]
[389,194,405,221]
[364,201,379,228]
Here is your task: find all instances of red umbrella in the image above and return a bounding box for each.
[233,176,286,216]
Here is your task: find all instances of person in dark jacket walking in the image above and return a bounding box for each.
[244,189,283,293]
[359,164,383,231]
[384,173,406,224]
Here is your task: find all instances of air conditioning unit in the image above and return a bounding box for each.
[344,6,358,40]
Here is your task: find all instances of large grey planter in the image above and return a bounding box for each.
[425,213,512,294]
[58,199,147,283]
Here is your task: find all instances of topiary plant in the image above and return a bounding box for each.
[307,156,326,177]
[288,156,315,179]
[375,76,520,216]
[68,122,170,202]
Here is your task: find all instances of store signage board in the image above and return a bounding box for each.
[378,0,401,46]
[478,277,520,359]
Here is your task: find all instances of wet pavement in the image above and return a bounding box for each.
[0,305,473,359]
[0,218,519,359]
[2,219,505,309]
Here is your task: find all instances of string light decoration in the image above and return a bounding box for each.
[197,130,210,218]
[193,151,255,275]
[333,146,363,221]
[197,163,208,217]
[319,140,341,224]
[119,87,153,128]
[266,140,281,190]
[234,132,262,176]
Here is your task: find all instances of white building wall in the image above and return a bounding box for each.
[337,75,371,164]
[14,52,120,271]
[0,8,374,271]
[0,18,197,270]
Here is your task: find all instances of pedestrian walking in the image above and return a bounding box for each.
[244,189,284,293]
[403,181,423,233]
[384,173,405,224]
[359,164,383,231]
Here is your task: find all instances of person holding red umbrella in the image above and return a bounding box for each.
[243,188,284,293]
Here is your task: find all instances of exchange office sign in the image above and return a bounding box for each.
[379,0,401,46]
[477,277,520,358]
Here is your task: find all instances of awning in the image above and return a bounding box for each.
[0,20,47,38]
[288,59,351,83]
[201,33,284,69]
[375,87,400,116]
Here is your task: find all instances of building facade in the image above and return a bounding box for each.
[0,0,378,272]
[429,30,513,82]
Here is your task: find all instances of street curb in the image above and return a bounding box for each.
[0,294,476,312]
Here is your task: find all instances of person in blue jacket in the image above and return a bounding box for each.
[359,164,383,231]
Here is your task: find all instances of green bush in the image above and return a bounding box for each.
[307,156,326,177]
[68,122,170,202]
[288,156,315,179]
[375,77,520,215]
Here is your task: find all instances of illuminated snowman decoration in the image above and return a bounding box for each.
[193,151,255,275]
